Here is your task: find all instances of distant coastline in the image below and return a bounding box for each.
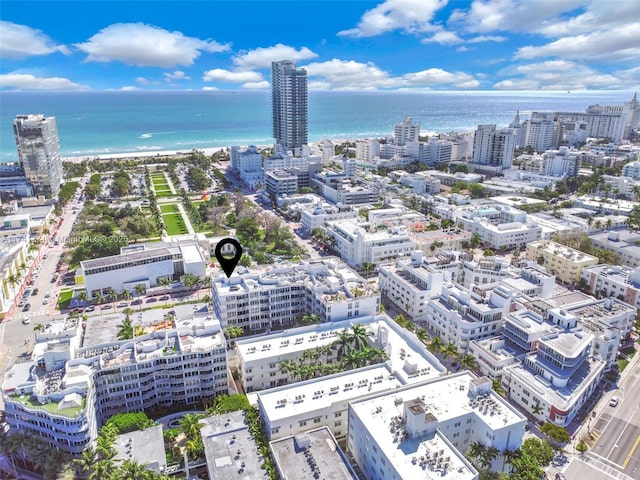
[1,90,633,163]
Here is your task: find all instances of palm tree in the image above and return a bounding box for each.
[442,342,459,363]
[278,359,297,377]
[416,328,428,344]
[76,290,89,307]
[117,318,134,340]
[531,402,544,416]
[134,283,146,297]
[179,413,204,441]
[93,291,104,306]
[74,446,97,476]
[459,353,478,372]
[119,459,149,479]
[120,289,132,305]
[333,329,353,360]
[349,324,372,352]
[470,232,483,249]
[429,336,444,354]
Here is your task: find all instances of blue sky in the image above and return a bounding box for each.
[1,0,639,92]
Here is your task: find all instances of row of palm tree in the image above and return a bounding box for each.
[278,325,388,382]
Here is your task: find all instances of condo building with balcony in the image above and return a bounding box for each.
[2,313,228,457]
[581,264,640,309]
[211,258,379,332]
[324,220,416,267]
[526,240,598,284]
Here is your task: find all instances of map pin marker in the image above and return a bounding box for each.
[215,238,243,278]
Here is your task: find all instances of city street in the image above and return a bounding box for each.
[589,365,640,478]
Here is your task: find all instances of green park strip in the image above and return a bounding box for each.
[163,212,189,235]
[159,204,180,214]
[154,190,174,197]
[57,289,74,309]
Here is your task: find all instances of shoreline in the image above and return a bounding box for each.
[61,146,229,163]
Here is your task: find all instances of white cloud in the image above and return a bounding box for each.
[201,86,219,91]
[233,44,317,69]
[0,21,69,58]
[0,73,87,91]
[515,24,640,62]
[303,59,401,90]
[119,86,141,91]
[202,69,263,83]
[338,0,448,37]
[403,68,479,88]
[495,60,624,90]
[421,30,464,45]
[76,23,229,67]
[163,70,190,82]
[468,35,506,43]
[242,81,269,90]
[456,46,469,52]
[136,77,151,85]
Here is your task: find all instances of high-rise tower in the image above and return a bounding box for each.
[13,114,63,197]
[271,60,308,156]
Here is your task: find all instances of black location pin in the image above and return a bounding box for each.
[215,238,243,278]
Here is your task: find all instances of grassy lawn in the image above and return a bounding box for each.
[152,181,170,191]
[618,358,630,372]
[57,289,74,309]
[160,204,180,214]
[621,346,636,358]
[163,213,189,235]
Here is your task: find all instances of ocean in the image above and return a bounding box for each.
[0,90,634,163]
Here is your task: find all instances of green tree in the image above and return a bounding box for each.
[429,336,444,353]
[459,353,479,372]
[539,422,571,445]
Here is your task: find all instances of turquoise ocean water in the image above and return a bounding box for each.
[0,90,633,163]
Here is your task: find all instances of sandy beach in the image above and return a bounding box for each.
[62,146,229,163]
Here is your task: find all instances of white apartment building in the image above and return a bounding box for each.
[622,160,640,180]
[464,219,542,250]
[2,314,228,457]
[600,174,638,199]
[348,372,526,479]
[521,118,554,152]
[14,114,63,197]
[589,230,640,268]
[574,195,634,216]
[76,243,207,299]
[356,139,381,164]
[468,337,519,379]
[378,251,445,319]
[300,201,358,232]
[581,264,640,309]
[367,207,425,229]
[409,228,472,256]
[541,147,582,177]
[265,169,298,197]
[526,240,598,284]
[421,283,516,352]
[325,219,416,267]
[230,145,264,188]
[395,117,420,145]
[471,125,516,171]
[256,315,446,442]
[0,236,30,320]
[211,258,379,331]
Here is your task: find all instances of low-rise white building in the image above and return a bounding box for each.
[76,243,206,299]
[526,240,598,284]
[589,230,640,268]
[300,201,358,232]
[581,264,640,309]
[256,314,446,443]
[348,372,526,479]
[230,145,264,188]
[464,219,542,250]
[211,258,379,331]
[421,283,516,352]
[325,219,416,267]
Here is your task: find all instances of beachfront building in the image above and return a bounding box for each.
[255,315,446,443]
[420,283,516,353]
[13,114,63,198]
[526,240,598,285]
[272,60,308,156]
[230,145,264,188]
[1,313,228,459]
[76,243,207,299]
[347,372,526,479]
[324,219,416,267]
[581,264,640,309]
[211,258,379,332]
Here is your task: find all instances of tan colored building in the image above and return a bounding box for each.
[526,240,598,285]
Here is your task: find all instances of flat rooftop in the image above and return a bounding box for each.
[270,427,357,480]
[114,425,166,473]
[201,410,263,480]
[81,247,173,270]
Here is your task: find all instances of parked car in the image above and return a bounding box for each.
[22,303,31,312]
[609,396,619,407]
[22,318,30,324]
[32,288,39,296]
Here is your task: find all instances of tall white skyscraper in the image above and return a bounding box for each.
[394,117,420,145]
[271,60,308,156]
[471,124,515,170]
[13,114,63,197]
